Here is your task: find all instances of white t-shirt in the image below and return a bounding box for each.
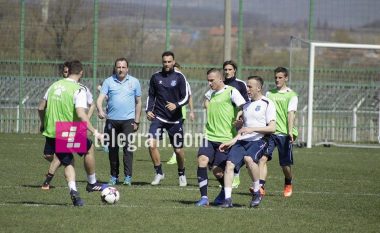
[43,79,92,108]
[239,96,276,141]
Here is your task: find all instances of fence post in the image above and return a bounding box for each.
[165,0,172,51]
[18,0,26,133]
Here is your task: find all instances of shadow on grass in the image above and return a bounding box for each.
[177,199,244,208]
[21,184,56,189]
[8,201,69,206]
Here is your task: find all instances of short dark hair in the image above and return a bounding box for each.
[274,67,288,77]
[114,57,129,68]
[247,75,264,89]
[223,60,238,71]
[68,60,83,75]
[162,51,175,59]
[207,68,222,76]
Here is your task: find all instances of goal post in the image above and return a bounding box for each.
[289,37,380,148]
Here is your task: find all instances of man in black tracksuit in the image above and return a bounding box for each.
[146,51,189,186]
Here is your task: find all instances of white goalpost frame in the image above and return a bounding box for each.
[306,41,380,148]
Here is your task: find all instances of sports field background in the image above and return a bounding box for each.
[0,133,379,233]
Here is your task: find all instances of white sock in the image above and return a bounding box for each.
[87,173,96,184]
[68,181,77,191]
[253,180,260,192]
[234,172,240,177]
[224,187,232,199]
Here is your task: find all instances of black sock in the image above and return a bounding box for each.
[154,164,163,175]
[178,168,185,176]
[197,167,208,197]
[285,177,292,185]
[44,173,54,185]
[259,179,266,188]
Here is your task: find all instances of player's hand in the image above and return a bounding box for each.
[98,110,107,119]
[165,101,177,111]
[146,111,155,121]
[233,119,243,129]
[94,130,104,143]
[238,127,252,136]
[39,124,44,133]
[132,121,139,132]
[219,143,230,152]
[189,111,195,121]
[289,134,294,144]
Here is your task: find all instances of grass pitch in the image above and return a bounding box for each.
[0,133,379,233]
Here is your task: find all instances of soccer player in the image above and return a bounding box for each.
[167,62,195,165]
[219,76,276,208]
[38,60,105,206]
[97,57,142,186]
[195,68,246,207]
[259,67,298,197]
[146,51,189,186]
[40,62,96,190]
[222,60,250,189]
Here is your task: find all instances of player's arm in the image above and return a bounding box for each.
[188,95,195,121]
[146,77,156,120]
[87,102,96,119]
[37,99,47,133]
[288,111,296,142]
[134,96,142,131]
[287,95,298,142]
[75,89,101,139]
[174,75,189,109]
[219,135,239,152]
[239,120,276,135]
[96,94,107,119]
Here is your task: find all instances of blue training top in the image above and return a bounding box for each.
[101,74,141,120]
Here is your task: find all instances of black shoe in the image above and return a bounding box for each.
[70,190,84,206]
[219,198,233,208]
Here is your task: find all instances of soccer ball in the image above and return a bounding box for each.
[101,187,120,204]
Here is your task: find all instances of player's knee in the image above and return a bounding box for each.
[197,155,208,167]
[225,161,235,172]
[43,154,54,162]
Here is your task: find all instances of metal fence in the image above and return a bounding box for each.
[0,0,380,146]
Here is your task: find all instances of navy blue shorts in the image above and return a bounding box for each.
[264,134,294,166]
[227,139,267,170]
[197,139,228,169]
[43,137,93,166]
[148,118,184,148]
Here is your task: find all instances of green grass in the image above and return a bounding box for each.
[0,133,379,233]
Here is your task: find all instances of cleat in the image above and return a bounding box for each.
[179,175,187,187]
[250,191,261,208]
[213,189,225,205]
[283,184,293,197]
[249,186,266,198]
[195,197,209,207]
[108,176,118,185]
[70,190,84,206]
[86,182,108,192]
[219,198,233,208]
[151,173,165,186]
[41,183,50,190]
[260,186,266,197]
[166,153,177,165]
[123,176,132,186]
[232,175,240,189]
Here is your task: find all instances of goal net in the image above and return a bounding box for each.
[289,36,380,148]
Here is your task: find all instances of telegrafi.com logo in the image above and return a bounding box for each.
[94,128,208,152]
